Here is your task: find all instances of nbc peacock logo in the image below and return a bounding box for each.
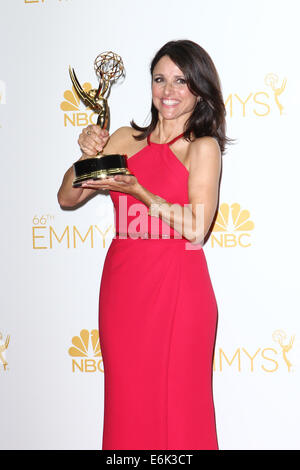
[211,203,254,248]
[68,329,104,373]
[60,84,97,127]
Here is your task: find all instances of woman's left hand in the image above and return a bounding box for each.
[81,174,141,197]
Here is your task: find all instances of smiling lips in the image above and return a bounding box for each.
[162,99,180,106]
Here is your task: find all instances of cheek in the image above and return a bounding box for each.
[182,91,197,107]
[180,88,194,100]
[151,84,162,99]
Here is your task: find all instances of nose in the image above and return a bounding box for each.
[163,82,174,95]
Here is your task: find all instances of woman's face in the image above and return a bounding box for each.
[151,55,198,123]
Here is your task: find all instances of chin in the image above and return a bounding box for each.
[159,110,181,120]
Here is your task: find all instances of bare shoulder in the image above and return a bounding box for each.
[187,136,222,181]
[111,126,134,138]
[188,136,221,167]
[105,125,147,157]
[104,126,143,155]
[189,136,221,157]
[108,126,134,145]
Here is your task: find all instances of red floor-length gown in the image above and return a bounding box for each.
[98,133,219,450]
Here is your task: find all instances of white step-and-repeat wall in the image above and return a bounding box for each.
[1,0,299,450]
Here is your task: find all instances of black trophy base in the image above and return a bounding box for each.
[72,154,131,188]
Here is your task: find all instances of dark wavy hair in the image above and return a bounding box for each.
[131,39,233,154]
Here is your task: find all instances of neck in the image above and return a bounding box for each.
[153,115,187,144]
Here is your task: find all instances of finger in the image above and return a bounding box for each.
[87,124,102,136]
[80,127,108,142]
[99,129,109,137]
[92,134,104,144]
[93,136,109,149]
[82,178,109,184]
[82,135,107,153]
[80,142,99,154]
[80,135,101,153]
[87,128,109,144]
[114,175,135,184]
[78,134,95,147]
[81,134,102,146]
[82,182,110,190]
[83,125,94,136]
[84,141,102,153]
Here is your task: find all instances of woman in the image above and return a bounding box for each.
[58,39,230,450]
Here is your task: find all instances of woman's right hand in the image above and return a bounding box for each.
[78,125,110,157]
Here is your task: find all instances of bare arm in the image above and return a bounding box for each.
[57,157,97,208]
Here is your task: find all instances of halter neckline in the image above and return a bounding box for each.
[147,133,184,146]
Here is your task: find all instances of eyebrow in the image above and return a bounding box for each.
[153,73,186,78]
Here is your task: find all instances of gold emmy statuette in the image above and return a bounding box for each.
[69,51,132,187]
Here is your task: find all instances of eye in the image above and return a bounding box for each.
[176,78,186,84]
[153,76,164,83]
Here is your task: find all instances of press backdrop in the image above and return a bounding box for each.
[0,0,299,450]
